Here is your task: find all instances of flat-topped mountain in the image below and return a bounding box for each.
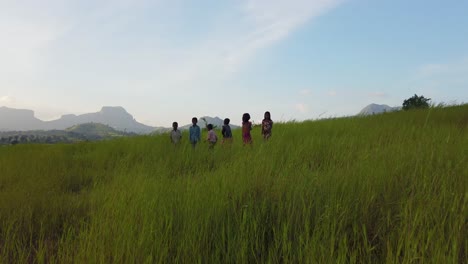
[47,106,155,134]
[0,106,45,131]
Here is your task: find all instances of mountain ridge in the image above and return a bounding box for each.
[0,106,157,134]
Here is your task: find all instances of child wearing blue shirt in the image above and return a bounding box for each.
[189,117,201,147]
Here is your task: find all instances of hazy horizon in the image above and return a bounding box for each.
[1,0,467,127]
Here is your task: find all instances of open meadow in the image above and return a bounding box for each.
[0,105,467,263]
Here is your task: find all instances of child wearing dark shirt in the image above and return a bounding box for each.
[221,118,232,143]
[242,113,252,144]
[261,111,273,140]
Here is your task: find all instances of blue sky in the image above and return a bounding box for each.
[1,0,467,127]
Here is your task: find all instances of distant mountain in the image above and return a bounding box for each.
[0,106,45,131]
[0,106,159,134]
[358,104,401,115]
[179,116,240,130]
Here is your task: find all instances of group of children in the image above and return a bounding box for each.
[169,111,274,148]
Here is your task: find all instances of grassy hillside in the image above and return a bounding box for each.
[0,105,466,263]
[66,122,133,138]
[0,123,133,145]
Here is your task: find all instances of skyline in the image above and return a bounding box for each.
[1,0,467,127]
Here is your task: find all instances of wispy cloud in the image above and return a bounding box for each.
[126,0,346,92]
[0,96,15,104]
[224,0,343,71]
[418,58,468,78]
[369,92,388,98]
[417,63,448,77]
[295,103,308,113]
[328,90,337,96]
[407,58,468,103]
[299,89,312,95]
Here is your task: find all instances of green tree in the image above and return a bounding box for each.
[402,94,431,110]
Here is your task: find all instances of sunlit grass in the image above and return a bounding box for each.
[0,105,466,263]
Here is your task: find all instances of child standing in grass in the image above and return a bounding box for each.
[170,122,182,145]
[189,117,201,147]
[221,118,233,143]
[261,111,273,140]
[206,124,218,148]
[242,113,252,145]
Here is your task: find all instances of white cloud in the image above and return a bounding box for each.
[0,96,15,104]
[417,63,448,77]
[416,59,468,83]
[300,89,312,95]
[328,90,337,96]
[369,92,387,98]
[295,103,308,113]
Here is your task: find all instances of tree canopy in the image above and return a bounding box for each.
[402,94,431,110]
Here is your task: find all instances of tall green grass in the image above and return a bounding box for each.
[0,105,467,263]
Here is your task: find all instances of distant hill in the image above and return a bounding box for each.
[358,104,401,115]
[0,106,160,134]
[0,123,133,145]
[66,123,133,138]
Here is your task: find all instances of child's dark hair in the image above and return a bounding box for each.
[264,111,271,120]
[207,124,213,130]
[192,117,198,123]
[242,113,250,123]
[172,121,178,127]
[224,118,230,125]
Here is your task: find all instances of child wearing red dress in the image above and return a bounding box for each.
[242,113,252,144]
